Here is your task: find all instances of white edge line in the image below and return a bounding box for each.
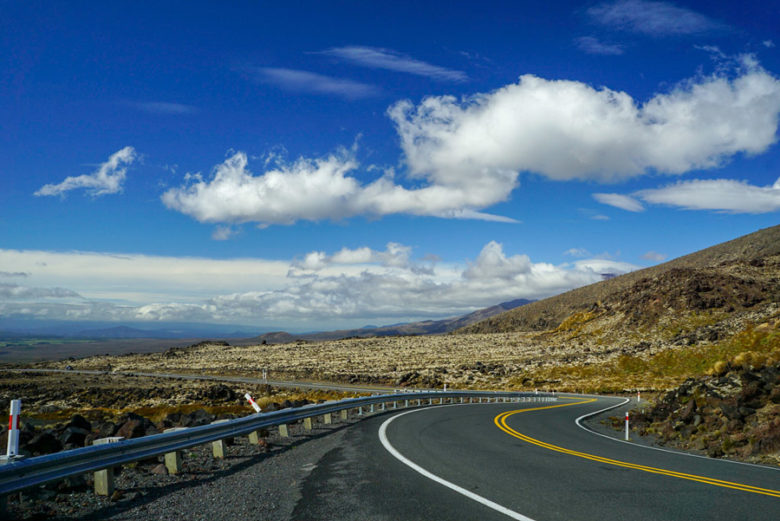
[379,406,537,521]
[574,397,780,472]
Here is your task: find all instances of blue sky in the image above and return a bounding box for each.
[1,1,779,332]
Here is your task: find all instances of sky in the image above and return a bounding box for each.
[1,1,779,332]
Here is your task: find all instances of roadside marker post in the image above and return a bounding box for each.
[625,411,630,441]
[245,393,262,413]
[5,400,21,459]
[637,390,641,403]
[262,369,267,384]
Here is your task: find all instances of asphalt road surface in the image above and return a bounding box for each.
[293,395,780,521]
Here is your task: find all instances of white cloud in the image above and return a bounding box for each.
[464,241,532,280]
[389,57,780,184]
[591,214,610,221]
[575,36,624,55]
[564,248,591,258]
[0,249,290,306]
[161,150,518,226]
[764,40,776,49]
[593,193,645,212]
[316,46,467,81]
[130,101,197,114]
[254,67,379,99]
[588,0,724,36]
[641,251,667,262]
[164,59,780,227]
[34,146,137,197]
[0,243,640,328]
[211,225,236,241]
[635,177,780,213]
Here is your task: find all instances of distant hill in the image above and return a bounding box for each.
[460,224,780,335]
[240,298,534,344]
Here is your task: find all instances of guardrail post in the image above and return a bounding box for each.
[404,399,409,407]
[248,430,261,445]
[380,402,385,411]
[340,409,348,420]
[358,407,363,416]
[279,424,289,437]
[210,420,230,459]
[369,404,375,414]
[92,436,124,495]
[323,412,332,425]
[162,427,187,474]
[303,417,313,431]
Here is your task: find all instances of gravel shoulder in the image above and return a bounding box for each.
[7,416,361,521]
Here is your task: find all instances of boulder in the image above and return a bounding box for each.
[68,414,92,432]
[180,409,215,427]
[26,431,63,455]
[60,425,91,447]
[116,413,159,439]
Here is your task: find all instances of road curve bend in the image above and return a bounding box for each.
[295,395,780,521]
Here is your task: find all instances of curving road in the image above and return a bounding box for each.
[293,395,780,520]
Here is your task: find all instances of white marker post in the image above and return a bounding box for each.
[262,369,267,384]
[245,393,262,413]
[637,390,641,403]
[6,399,21,458]
[625,411,630,441]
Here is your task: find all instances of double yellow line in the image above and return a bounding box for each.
[494,398,780,498]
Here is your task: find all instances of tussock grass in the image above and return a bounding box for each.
[523,320,780,393]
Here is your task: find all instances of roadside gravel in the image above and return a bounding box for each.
[7,416,361,521]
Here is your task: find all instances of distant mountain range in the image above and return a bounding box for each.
[239,298,534,344]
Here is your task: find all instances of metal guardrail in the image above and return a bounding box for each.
[0,390,555,496]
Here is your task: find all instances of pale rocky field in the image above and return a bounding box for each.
[41,330,664,391]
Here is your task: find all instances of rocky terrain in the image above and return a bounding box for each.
[0,370,353,461]
[627,357,780,466]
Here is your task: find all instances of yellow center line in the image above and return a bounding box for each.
[494,398,780,498]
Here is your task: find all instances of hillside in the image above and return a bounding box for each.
[461,224,780,335]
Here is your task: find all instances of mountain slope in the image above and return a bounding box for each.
[461,224,780,335]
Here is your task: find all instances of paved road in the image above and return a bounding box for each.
[293,395,780,521]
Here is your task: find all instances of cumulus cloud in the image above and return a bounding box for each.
[0,243,639,327]
[764,40,776,49]
[588,0,724,36]
[316,46,467,81]
[34,146,137,197]
[390,57,780,184]
[292,243,413,272]
[254,67,379,99]
[575,36,624,55]
[593,193,645,212]
[635,177,780,213]
[163,58,780,227]
[161,150,518,226]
